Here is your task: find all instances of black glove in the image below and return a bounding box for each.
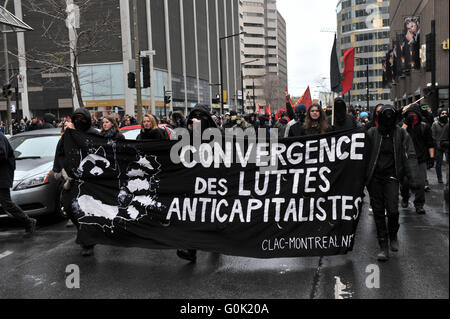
[427,158,435,169]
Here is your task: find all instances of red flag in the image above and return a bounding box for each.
[341,48,355,95]
[275,108,285,121]
[296,86,313,109]
[265,104,271,115]
[258,104,262,115]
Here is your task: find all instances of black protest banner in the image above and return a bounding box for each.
[62,128,368,258]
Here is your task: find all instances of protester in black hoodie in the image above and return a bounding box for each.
[53,108,100,257]
[366,105,419,261]
[329,98,359,131]
[176,104,218,263]
[400,104,435,214]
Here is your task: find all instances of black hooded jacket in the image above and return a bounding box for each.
[188,104,218,130]
[329,98,358,131]
[366,106,420,186]
[0,131,15,188]
[403,104,434,163]
[53,108,99,174]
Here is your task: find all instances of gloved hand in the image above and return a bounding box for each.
[427,158,435,169]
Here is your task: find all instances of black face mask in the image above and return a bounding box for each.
[439,116,448,124]
[74,119,91,132]
[378,110,396,134]
[296,111,306,123]
[334,102,347,124]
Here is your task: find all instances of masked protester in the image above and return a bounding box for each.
[0,131,37,238]
[273,112,290,138]
[285,104,307,137]
[365,104,384,131]
[176,104,218,263]
[400,104,435,214]
[432,108,449,184]
[53,108,100,257]
[330,98,359,131]
[366,106,420,261]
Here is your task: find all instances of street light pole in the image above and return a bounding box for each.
[240,58,260,115]
[253,78,256,113]
[132,0,143,123]
[220,31,245,115]
[366,60,370,112]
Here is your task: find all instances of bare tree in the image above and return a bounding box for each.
[16,0,121,108]
[263,74,285,111]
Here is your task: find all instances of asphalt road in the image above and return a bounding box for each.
[0,174,448,299]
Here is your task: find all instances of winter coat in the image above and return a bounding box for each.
[440,123,449,150]
[0,131,16,189]
[432,120,447,149]
[53,108,99,174]
[366,126,420,187]
[100,130,125,140]
[137,128,169,141]
[273,119,289,139]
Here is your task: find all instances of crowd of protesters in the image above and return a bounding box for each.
[1,96,448,262]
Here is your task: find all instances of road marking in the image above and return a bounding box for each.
[0,250,13,259]
[334,276,353,299]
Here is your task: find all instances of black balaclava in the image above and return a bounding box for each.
[439,108,449,124]
[72,108,92,132]
[378,106,397,135]
[334,98,347,125]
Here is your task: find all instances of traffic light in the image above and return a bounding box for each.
[142,56,150,88]
[2,84,12,98]
[128,72,136,89]
[164,95,171,105]
[426,33,435,73]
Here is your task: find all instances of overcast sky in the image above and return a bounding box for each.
[277,0,338,99]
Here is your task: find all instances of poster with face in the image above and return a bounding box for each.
[382,49,396,88]
[404,16,421,70]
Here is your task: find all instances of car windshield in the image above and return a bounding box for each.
[10,135,60,159]
[123,129,140,140]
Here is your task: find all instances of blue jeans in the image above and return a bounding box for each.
[436,149,449,182]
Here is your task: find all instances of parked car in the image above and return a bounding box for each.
[120,125,141,140]
[120,124,176,140]
[0,128,66,219]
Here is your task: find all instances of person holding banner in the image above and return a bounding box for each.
[303,104,330,136]
[100,115,125,140]
[330,98,359,131]
[285,104,307,137]
[366,105,420,261]
[137,114,169,141]
[176,104,219,263]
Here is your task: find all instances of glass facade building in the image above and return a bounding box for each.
[336,0,391,112]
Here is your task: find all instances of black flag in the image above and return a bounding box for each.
[330,35,343,93]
